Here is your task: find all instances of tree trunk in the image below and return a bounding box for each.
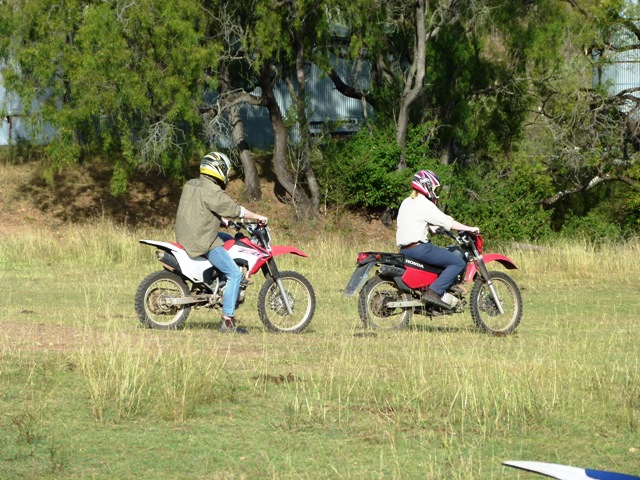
[440,138,453,166]
[396,0,427,170]
[220,62,261,200]
[260,62,315,218]
[229,104,261,201]
[377,0,427,227]
[292,27,320,210]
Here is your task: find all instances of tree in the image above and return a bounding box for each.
[248,0,338,217]
[202,0,335,217]
[0,0,220,193]
[514,0,640,211]
[327,0,490,168]
[323,0,543,225]
[200,2,264,201]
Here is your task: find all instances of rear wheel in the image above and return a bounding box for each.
[470,271,522,335]
[134,270,192,330]
[358,275,412,330]
[257,271,315,333]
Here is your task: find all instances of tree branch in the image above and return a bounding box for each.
[539,174,639,204]
[327,68,378,110]
[198,90,262,115]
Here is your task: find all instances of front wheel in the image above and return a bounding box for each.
[134,270,191,330]
[257,271,316,333]
[358,275,412,330]
[470,271,522,335]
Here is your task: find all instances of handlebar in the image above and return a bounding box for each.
[434,226,478,245]
[227,220,267,230]
[226,221,270,243]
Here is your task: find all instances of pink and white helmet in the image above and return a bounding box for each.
[411,170,441,203]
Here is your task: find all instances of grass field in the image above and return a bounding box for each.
[0,222,638,479]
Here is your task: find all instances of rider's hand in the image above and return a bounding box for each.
[257,216,268,225]
[469,227,480,234]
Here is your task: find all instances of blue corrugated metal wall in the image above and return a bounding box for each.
[600,19,640,115]
[0,66,28,145]
[2,56,372,148]
[1,62,57,145]
[238,56,373,149]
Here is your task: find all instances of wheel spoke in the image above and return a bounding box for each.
[470,271,522,334]
[258,272,315,333]
[145,280,185,325]
[135,271,192,330]
[359,276,411,330]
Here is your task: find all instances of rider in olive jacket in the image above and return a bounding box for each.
[175,152,267,334]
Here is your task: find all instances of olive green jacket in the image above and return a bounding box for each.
[175,175,242,257]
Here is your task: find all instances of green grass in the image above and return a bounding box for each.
[0,222,638,479]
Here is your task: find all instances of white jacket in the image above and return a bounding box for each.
[396,194,454,247]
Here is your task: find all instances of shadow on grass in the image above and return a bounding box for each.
[352,323,487,335]
[410,324,463,333]
[184,321,220,331]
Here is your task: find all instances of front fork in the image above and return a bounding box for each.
[265,258,294,315]
[475,257,505,315]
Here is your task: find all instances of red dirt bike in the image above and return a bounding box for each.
[134,221,316,333]
[344,228,523,335]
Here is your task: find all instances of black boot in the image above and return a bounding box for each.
[422,289,452,309]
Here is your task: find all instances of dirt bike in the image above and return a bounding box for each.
[134,221,316,333]
[343,228,523,335]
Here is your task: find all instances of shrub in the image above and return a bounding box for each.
[316,123,446,211]
[442,161,555,241]
[317,124,555,241]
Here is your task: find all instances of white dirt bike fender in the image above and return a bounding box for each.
[140,240,212,283]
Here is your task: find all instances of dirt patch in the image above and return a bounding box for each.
[0,157,395,243]
[0,321,86,354]
[0,160,182,234]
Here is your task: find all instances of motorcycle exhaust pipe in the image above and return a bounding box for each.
[378,264,405,278]
[156,251,180,272]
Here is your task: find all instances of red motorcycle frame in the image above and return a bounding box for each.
[344,228,523,335]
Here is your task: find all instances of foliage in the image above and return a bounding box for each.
[422,19,531,163]
[317,121,555,241]
[442,159,556,241]
[0,0,220,193]
[1,0,639,238]
[315,123,443,210]
[560,208,624,241]
[517,0,640,234]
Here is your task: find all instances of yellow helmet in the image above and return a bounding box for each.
[200,152,232,185]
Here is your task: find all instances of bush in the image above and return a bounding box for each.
[316,124,446,211]
[316,124,555,241]
[560,210,623,241]
[442,161,555,241]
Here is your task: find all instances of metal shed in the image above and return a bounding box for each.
[599,17,640,116]
[234,56,373,150]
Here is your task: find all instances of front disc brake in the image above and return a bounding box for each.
[480,294,500,316]
[270,291,295,315]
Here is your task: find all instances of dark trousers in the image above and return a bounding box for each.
[400,242,466,296]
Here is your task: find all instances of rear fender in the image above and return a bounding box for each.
[139,239,212,283]
[343,263,376,296]
[464,253,517,283]
[140,239,184,253]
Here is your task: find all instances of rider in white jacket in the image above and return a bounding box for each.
[396,170,479,309]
